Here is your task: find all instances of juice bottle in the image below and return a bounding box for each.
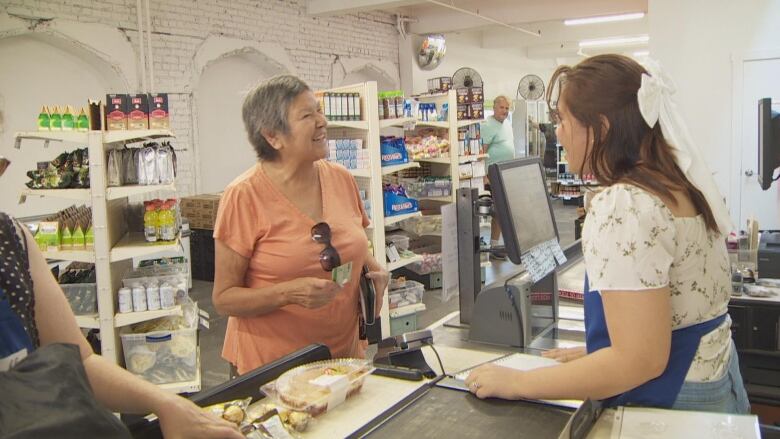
[76,108,90,131]
[61,105,75,131]
[38,105,50,131]
[49,105,62,130]
[158,200,176,241]
[143,202,158,242]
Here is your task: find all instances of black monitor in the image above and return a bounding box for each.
[487,157,559,265]
[758,97,780,190]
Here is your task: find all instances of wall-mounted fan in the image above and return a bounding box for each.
[517,74,545,101]
[452,67,483,88]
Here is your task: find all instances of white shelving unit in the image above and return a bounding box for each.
[15,129,198,393]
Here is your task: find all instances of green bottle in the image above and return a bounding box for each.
[76,108,89,131]
[49,105,62,130]
[61,105,75,131]
[37,105,50,131]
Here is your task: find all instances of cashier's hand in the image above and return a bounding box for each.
[366,268,389,314]
[157,396,243,439]
[286,277,340,309]
[464,364,524,400]
[541,346,587,363]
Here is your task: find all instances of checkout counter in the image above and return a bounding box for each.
[127,158,767,438]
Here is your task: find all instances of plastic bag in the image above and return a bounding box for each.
[203,397,252,426]
[156,144,175,184]
[107,149,122,187]
[140,146,158,185]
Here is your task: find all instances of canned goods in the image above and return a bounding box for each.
[160,283,175,309]
[118,287,133,313]
[131,285,147,312]
[146,285,161,311]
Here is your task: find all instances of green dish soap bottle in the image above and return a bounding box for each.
[61,105,75,131]
[49,105,62,130]
[76,107,90,132]
[38,105,50,131]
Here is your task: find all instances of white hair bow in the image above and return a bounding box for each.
[637,59,734,236]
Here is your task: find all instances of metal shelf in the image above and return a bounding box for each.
[387,254,423,272]
[75,314,100,329]
[20,188,91,202]
[110,233,181,262]
[106,183,176,200]
[384,211,421,226]
[114,305,183,328]
[326,120,368,130]
[42,248,96,263]
[15,130,89,144]
[381,162,420,175]
[379,117,416,128]
[102,129,175,144]
[349,168,371,178]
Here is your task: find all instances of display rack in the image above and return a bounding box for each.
[554,143,599,203]
[14,129,199,393]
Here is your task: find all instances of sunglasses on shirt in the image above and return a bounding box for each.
[311,222,341,272]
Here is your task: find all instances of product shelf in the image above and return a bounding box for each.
[102,129,175,144]
[418,195,453,202]
[114,305,183,328]
[105,183,177,200]
[20,188,91,202]
[349,168,371,179]
[109,233,181,262]
[457,119,484,128]
[459,154,488,163]
[389,302,426,318]
[14,130,89,144]
[379,117,416,128]
[415,157,450,164]
[42,248,96,263]
[326,120,368,130]
[414,120,449,129]
[75,314,100,329]
[381,162,420,175]
[384,211,422,227]
[387,254,423,272]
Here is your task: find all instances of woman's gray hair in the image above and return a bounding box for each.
[242,75,311,161]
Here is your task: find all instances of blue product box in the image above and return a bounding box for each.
[381,137,408,166]
[384,191,419,217]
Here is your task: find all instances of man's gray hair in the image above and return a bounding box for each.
[242,75,311,161]
[493,95,510,107]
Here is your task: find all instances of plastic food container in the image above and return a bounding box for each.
[60,283,97,315]
[399,214,442,236]
[385,234,410,252]
[120,327,197,384]
[260,359,374,416]
[388,280,424,309]
[744,284,777,298]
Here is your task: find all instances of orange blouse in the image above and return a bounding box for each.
[213,160,370,374]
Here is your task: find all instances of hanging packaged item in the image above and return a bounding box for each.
[156,142,176,185]
[107,149,123,187]
[139,146,158,185]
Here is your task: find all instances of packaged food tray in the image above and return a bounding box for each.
[60,283,97,315]
[399,214,441,236]
[385,234,410,252]
[121,327,198,384]
[260,359,374,416]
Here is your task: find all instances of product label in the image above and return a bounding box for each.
[391,202,413,212]
[382,152,403,162]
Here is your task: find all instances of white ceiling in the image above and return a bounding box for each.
[307,0,649,58]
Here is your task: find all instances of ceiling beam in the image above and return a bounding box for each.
[480,16,649,49]
[306,0,422,17]
[406,0,646,34]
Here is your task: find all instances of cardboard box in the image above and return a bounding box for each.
[469,102,484,120]
[180,193,222,230]
[128,94,149,130]
[469,86,484,103]
[456,87,470,105]
[457,104,468,121]
[148,93,170,129]
[105,94,129,131]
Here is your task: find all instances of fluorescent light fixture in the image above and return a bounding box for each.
[565,12,645,26]
[633,50,650,57]
[579,35,649,48]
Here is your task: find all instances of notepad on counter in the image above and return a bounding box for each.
[438,352,582,409]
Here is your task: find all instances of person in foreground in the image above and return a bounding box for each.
[212,75,388,375]
[465,54,750,414]
[0,161,241,438]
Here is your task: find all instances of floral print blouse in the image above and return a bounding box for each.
[582,184,732,382]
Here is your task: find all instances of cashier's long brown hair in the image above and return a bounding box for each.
[546,54,718,232]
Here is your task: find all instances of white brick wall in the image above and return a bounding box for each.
[2,0,399,196]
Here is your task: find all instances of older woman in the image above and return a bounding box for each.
[212,75,388,375]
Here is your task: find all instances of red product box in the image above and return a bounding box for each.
[128,94,149,130]
[105,94,129,131]
[148,93,169,129]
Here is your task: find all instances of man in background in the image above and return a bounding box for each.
[481,95,515,259]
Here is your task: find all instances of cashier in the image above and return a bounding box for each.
[465,55,750,414]
[212,75,388,376]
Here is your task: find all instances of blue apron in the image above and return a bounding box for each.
[583,275,727,408]
[0,286,35,371]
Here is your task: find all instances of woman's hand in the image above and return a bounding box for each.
[541,346,587,363]
[464,364,524,400]
[365,268,389,314]
[157,396,243,439]
[285,277,340,309]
